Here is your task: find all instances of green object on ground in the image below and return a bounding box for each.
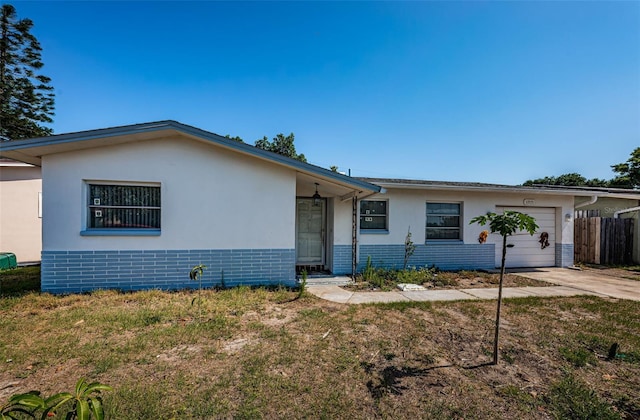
[0,253,17,270]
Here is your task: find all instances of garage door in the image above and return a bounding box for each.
[495,207,556,268]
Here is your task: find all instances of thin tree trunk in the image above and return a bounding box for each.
[493,235,508,365]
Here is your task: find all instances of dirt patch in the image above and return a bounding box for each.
[347,271,551,291]
[156,344,202,362]
[222,338,252,353]
[1,287,638,418]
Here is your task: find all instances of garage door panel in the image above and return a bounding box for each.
[495,206,556,268]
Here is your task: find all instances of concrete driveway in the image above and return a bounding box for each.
[514,267,640,301]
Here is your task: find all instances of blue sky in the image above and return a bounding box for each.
[11,1,640,184]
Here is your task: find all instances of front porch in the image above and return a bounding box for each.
[294,172,381,278]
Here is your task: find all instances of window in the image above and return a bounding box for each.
[360,200,388,231]
[426,202,461,240]
[88,184,161,230]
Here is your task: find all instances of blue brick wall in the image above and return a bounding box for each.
[555,243,574,267]
[333,243,496,274]
[41,248,296,294]
[333,245,353,275]
[357,243,495,271]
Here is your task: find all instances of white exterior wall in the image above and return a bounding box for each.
[333,198,354,245]
[353,188,574,247]
[0,165,42,262]
[42,137,296,251]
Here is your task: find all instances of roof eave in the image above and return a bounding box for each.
[371,181,640,199]
[0,120,381,194]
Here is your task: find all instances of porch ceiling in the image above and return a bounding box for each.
[296,172,381,200]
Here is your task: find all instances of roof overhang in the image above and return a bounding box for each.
[360,178,640,200]
[0,120,381,195]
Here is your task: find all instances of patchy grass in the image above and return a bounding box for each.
[546,373,622,419]
[0,277,639,418]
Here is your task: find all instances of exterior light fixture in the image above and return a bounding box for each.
[313,183,322,206]
[565,213,572,222]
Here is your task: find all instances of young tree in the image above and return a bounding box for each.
[470,211,538,365]
[0,3,55,140]
[610,147,640,189]
[255,133,307,162]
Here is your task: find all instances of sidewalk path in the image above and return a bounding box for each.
[307,284,602,304]
[307,267,640,304]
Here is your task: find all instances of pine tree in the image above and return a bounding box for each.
[0,4,54,140]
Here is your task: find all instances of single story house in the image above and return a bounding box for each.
[0,158,42,263]
[1,121,637,293]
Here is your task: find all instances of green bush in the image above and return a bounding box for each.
[396,266,437,284]
[359,263,441,290]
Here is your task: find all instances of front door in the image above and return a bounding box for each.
[296,198,325,266]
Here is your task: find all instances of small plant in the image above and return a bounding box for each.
[43,378,112,420]
[361,256,386,288]
[1,391,44,419]
[363,256,375,283]
[1,379,112,420]
[298,270,308,299]
[189,264,207,321]
[403,227,416,270]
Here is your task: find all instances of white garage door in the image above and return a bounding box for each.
[494,207,556,268]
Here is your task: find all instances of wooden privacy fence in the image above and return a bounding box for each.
[574,216,634,265]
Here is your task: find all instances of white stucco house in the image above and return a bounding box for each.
[0,121,636,293]
[0,159,42,263]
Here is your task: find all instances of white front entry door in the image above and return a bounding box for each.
[296,198,325,265]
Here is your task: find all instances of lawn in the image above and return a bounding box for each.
[1,267,639,419]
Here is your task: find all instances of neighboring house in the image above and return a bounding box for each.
[0,158,42,263]
[576,196,639,218]
[1,120,637,293]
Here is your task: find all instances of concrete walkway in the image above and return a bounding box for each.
[307,267,639,304]
[515,267,640,301]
